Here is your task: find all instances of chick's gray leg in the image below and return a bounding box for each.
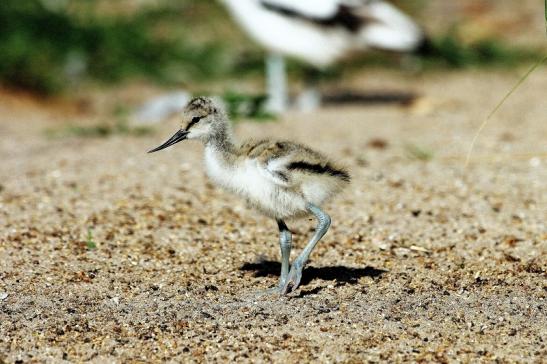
[281,203,331,294]
[277,219,292,289]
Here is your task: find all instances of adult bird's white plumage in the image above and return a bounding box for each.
[220,0,426,112]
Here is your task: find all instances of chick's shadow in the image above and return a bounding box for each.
[240,259,386,293]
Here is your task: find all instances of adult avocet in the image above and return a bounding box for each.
[220,0,427,112]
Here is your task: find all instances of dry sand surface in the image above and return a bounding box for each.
[0,69,546,362]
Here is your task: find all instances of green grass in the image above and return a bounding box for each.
[421,34,542,68]
[0,0,230,94]
[0,1,544,95]
[346,32,543,73]
[221,91,275,121]
[464,1,546,167]
[46,120,153,139]
[404,144,434,161]
[86,228,97,250]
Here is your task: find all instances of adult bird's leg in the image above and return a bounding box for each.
[265,53,288,114]
[281,203,331,294]
[277,219,292,289]
[296,67,322,112]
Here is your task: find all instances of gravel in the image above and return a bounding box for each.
[0,70,546,362]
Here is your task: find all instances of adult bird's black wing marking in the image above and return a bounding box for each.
[259,1,367,33]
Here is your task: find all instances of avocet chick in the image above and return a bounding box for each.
[148,97,350,294]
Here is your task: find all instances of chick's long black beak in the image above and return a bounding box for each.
[148,129,189,153]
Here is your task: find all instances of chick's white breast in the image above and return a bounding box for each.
[204,148,306,217]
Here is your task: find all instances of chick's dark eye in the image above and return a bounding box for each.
[186,116,202,130]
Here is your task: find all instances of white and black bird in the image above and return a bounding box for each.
[148,97,350,294]
[220,0,428,112]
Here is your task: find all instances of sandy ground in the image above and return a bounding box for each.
[0,69,546,362]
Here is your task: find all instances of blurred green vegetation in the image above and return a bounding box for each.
[404,143,434,161]
[0,0,544,95]
[222,91,274,121]
[45,103,153,138]
[0,0,234,94]
[343,26,543,72]
[418,33,541,68]
[45,120,153,138]
[86,228,97,250]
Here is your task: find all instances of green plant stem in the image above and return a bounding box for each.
[465,55,547,168]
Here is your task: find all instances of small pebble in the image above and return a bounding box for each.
[529,157,541,167]
[410,245,430,253]
[0,292,8,300]
[394,247,410,257]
